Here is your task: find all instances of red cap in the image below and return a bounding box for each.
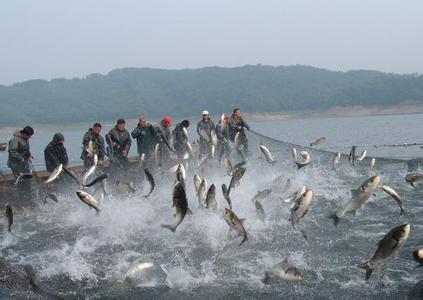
[224,115,230,121]
[162,116,172,127]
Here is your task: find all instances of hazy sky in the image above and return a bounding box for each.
[1,0,422,85]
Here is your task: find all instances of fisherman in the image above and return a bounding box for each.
[106,119,132,177]
[131,117,158,166]
[44,133,69,172]
[216,115,231,161]
[80,123,105,169]
[197,111,215,157]
[7,126,34,201]
[172,120,190,159]
[156,116,173,164]
[229,108,250,157]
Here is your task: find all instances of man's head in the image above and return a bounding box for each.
[233,108,241,117]
[116,119,126,131]
[20,126,34,140]
[92,123,102,135]
[53,133,65,144]
[202,110,209,121]
[162,116,172,128]
[138,117,147,127]
[181,120,190,128]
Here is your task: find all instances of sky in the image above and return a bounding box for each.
[0,0,422,85]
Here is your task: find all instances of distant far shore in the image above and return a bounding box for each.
[244,104,423,122]
[1,104,423,132]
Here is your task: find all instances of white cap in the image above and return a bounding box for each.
[202,110,209,115]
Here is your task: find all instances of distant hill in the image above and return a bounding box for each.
[1,65,422,126]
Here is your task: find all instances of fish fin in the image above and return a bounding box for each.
[357,262,372,280]
[186,208,193,215]
[300,229,308,241]
[329,213,340,226]
[95,208,101,214]
[161,224,176,232]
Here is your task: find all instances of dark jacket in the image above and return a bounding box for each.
[44,135,69,172]
[229,114,250,141]
[106,126,131,156]
[80,128,105,161]
[7,130,31,173]
[172,123,188,151]
[197,119,215,139]
[131,124,157,155]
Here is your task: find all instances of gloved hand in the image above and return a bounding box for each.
[237,126,242,130]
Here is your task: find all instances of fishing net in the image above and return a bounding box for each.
[245,129,417,173]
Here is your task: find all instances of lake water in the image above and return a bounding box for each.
[1,114,423,298]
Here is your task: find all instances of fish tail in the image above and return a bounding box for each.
[357,262,372,280]
[239,234,248,246]
[161,224,176,232]
[262,272,272,285]
[329,213,340,226]
[95,208,101,214]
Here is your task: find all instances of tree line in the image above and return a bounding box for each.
[1,65,422,126]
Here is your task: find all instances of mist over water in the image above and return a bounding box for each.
[1,122,423,298]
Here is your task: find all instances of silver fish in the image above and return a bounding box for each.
[259,144,276,165]
[221,184,232,209]
[228,167,246,194]
[252,189,272,202]
[405,172,423,188]
[255,200,265,221]
[82,154,98,185]
[224,158,233,175]
[290,189,313,239]
[356,150,367,161]
[144,168,155,198]
[370,158,376,171]
[358,224,410,280]
[309,137,326,147]
[283,186,307,203]
[332,175,381,224]
[263,258,303,284]
[295,151,311,169]
[193,174,201,193]
[211,130,218,147]
[381,185,405,215]
[223,208,247,245]
[4,203,13,232]
[45,164,63,184]
[76,190,100,212]
[83,173,108,188]
[333,152,341,170]
[162,182,192,232]
[124,261,167,287]
[205,184,218,209]
[197,178,208,207]
[291,147,298,161]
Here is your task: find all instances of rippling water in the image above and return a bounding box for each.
[1,114,423,298]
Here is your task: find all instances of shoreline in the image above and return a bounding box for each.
[244,104,423,122]
[1,105,423,132]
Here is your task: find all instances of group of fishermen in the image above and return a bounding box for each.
[6,108,250,200]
